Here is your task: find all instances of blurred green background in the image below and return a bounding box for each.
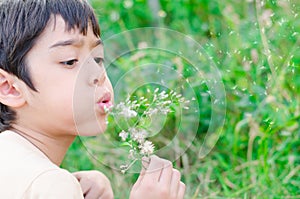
[62,0,300,198]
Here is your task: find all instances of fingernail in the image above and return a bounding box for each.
[141,156,151,169]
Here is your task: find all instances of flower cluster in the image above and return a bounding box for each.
[109,88,189,173]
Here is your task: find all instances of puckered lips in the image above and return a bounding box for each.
[96,92,113,114]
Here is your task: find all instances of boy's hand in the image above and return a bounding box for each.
[73,170,114,199]
[130,155,186,199]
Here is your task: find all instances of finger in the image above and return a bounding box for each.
[143,155,164,183]
[77,177,92,196]
[98,189,114,199]
[98,186,114,199]
[177,182,186,199]
[142,156,151,167]
[83,184,102,199]
[72,172,83,180]
[158,160,173,184]
[134,156,151,188]
[169,169,181,198]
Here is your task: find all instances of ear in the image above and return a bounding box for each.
[0,69,26,108]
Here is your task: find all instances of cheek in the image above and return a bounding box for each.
[38,77,75,119]
[72,82,96,129]
[27,89,76,134]
[50,90,75,126]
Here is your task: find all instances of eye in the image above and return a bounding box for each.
[94,57,104,65]
[60,59,78,68]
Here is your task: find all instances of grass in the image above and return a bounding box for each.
[61,0,300,198]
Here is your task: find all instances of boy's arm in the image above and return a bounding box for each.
[130,155,186,199]
[73,170,114,199]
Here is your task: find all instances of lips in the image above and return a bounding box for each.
[96,93,113,114]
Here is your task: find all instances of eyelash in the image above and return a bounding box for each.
[60,59,78,67]
[94,57,104,65]
[60,58,103,68]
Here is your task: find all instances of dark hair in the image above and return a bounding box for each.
[0,0,100,132]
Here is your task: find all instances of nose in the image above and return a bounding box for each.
[87,56,107,86]
[93,72,107,86]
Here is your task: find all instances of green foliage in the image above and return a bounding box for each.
[62,0,300,198]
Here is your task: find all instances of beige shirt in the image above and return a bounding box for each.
[0,130,84,199]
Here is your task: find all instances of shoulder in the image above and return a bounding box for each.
[24,168,84,199]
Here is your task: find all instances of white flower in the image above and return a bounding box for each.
[110,88,191,173]
[128,149,135,160]
[131,128,148,143]
[120,164,128,174]
[119,130,128,141]
[158,91,168,99]
[139,141,155,156]
[123,0,133,9]
[158,10,167,18]
[117,103,137,118]
[145,108,158,115]
[123,109,137,118]
[161,107,171,114]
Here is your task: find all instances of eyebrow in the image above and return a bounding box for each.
[49,39,102,49]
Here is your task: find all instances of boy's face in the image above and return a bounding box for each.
[20,15,113,136]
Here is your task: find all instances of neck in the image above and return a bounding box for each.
[10,125,75,166]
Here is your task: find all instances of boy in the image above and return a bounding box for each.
[0,0,185,198]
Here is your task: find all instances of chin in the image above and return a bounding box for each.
[90,124,107,136]
[76,129,106,137]
[74,120,107,137]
